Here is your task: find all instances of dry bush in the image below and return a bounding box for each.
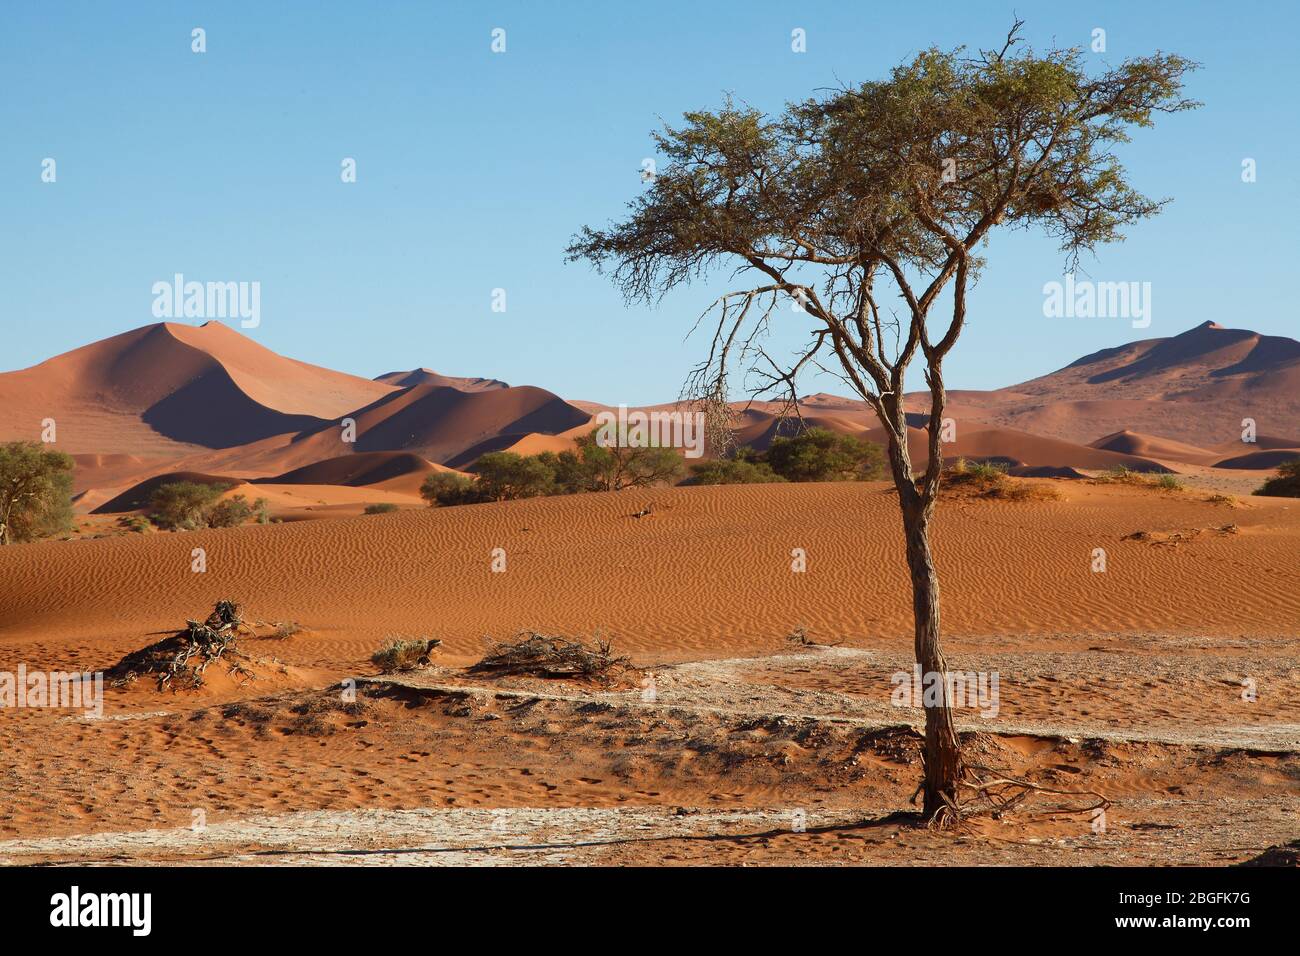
[371,637,441,673]
[1205,493,1239,507]
[785,625,816,646]
[992,481,1061,502]
[470,631,637,685]
[1096,466,1183,491]
[110,600,249,690]
[943,459,1060,501]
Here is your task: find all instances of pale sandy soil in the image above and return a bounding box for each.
[0,482,1296,865]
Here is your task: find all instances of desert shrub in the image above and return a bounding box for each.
[994,482,1062,502]
[953,458,1007,481]
[1098,465,1142,484]
[119,514,153,533]
[473,452,557,500]
[1099,468,1181,492]
[363,502,399,515]
[371,637,441,673]
[535,449,594,494]
[689,458,786,485]
[946,458,1008,489]
[569,430,687,491]
[470,631,635,685]
[1097,466,1182,491]
[944,458,1058,500]
[148,481,230,530]
[207,494,263,528]
[420,471,483,507]
[1254,458,1300,498]
[110,600,246,690]
[0,441,75,544]
[765,427,885,482]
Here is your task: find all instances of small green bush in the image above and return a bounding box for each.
[149,481,230,530]
[765,427,886,482]
[689,458,786,485]
[207,494,264,528]
[1254,458,1300,498]
[371,637,439,673]
[364,502,399,515]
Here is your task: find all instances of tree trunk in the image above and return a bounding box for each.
[901,497,963,824]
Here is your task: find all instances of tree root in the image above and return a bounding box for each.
[911,764,1110,830]
[958,763,1110,820]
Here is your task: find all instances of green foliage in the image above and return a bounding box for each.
[1098,466,1183,491]
[568,35,1197,300]
[363,502,400,515]
[0,441,75,544]
[148,481,233,530]
[765,428,885,482]
[119,514,153,533]
[689,458,786,485]
[423,430,687,507]
[473,452,558,501]
[420,471,482,507]
[206,494,265,528]
[950,457,1008,483]
[1254,458,1300,498]
[945,458,1058,501]
[570,430,686,491]
[371,637,438,673]
[687,429,885,485]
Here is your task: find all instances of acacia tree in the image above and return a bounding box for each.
[0,441,75,545]
[569,24,1196,824]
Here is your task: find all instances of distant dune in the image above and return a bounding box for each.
[259,450,458,495]
[1213,448,1300,470]
[1088,430,1217,464]
[909,322,1300,447]
[4,320,1296,503]
[375,368,509,391]
[0,322,395,455]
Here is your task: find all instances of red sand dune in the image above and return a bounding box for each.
[910,322,1300,447]
[260,450,457,496]
[5,483,1298,669]
[375,368,509,391]
[1088,430,1217,464]
[0,322,395,454]
[326,383,590,466]
[1212,448,1300,470]
[1212,434,1300,452]
[6,320,1296,510]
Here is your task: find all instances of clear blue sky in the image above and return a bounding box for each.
[2,1,1295,404]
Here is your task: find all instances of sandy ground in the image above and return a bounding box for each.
[0,481,1296,865]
